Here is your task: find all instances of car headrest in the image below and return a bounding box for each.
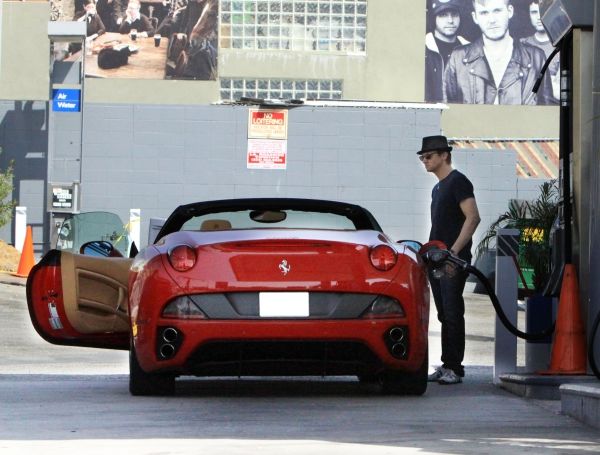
[200,219,232,231]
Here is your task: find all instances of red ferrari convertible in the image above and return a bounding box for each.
[27,199,430,395]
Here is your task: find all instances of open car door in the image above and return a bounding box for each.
[26,250,132,350]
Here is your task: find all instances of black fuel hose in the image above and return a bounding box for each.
[473,261,600,379]
[424,248,555,341]
[466,264,555,341]
[423,247,600,378]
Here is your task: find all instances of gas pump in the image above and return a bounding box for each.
[47,21,86,253]
[538,0,598,375]
[420,243,600,378]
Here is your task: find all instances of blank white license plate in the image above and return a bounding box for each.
[259,292,309,317]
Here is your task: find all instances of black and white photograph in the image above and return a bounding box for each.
[425,0,560,105]
[49,0,218,80]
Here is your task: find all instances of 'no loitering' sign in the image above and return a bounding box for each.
[248,108,288,140]
[247,108,289,169]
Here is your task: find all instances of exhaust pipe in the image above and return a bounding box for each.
[389,327,405,342]
[159,343,176,359]
[391,343,407,358]
[162,327,179,343]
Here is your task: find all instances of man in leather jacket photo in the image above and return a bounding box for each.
[443,0,553,105]
[425,0,470,103]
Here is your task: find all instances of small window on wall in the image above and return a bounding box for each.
[220,78,343,101]
[220,1,367,53]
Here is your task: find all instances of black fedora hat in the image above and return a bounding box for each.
[417,135,453,155]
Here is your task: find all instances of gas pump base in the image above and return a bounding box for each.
[498,373,597,400]
[560,383,600,430]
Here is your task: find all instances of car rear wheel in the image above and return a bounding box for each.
[380,352,428,396]
[129,344,176,396]
[357,373,379,384]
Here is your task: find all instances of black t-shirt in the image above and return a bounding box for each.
[434,37,460,67]
[429,169,475,261]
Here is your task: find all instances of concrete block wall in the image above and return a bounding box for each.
[78,103,534,251]
[0,100,48,251]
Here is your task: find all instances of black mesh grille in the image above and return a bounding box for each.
[184,341,383,376]
[186,292,381,319]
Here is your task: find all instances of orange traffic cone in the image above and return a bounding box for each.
[540,264,587,374]
[13,225,35,278]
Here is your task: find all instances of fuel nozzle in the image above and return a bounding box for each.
[418,241,468,279]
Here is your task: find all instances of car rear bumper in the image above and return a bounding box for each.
[134,319,427,376]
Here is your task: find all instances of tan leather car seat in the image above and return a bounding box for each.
[200,219,232,231]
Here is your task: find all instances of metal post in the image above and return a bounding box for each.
[14,206,26,252]
[588,0,600,373]
[129,209,141,252]
[493,228,519,384]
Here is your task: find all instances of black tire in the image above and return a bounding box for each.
[380,352,428,396]
[357,373,379,384]
[129,345,176,396]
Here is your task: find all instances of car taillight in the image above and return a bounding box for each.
[362,295,405,318]
[162,295,207,319]
[369,245,397,271]
[168,245,196,272]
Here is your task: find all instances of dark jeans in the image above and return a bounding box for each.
[429,268,468,377]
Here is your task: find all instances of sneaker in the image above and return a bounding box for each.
[438,368,462,385]
[427,366,445,382]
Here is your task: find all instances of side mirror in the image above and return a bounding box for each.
[396,240,423,251]
[80,240,124,257]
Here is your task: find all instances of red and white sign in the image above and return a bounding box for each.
[248,108,288,140]
[247,139,287,169]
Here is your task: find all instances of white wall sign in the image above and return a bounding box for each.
[247,139,287,169]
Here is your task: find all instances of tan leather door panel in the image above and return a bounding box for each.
[61,252,132,334]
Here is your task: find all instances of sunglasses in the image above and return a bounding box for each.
[419,152,438,161]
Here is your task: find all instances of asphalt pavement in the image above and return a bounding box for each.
[1,276,600,454]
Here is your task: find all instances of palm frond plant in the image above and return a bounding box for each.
[476,180,559,294]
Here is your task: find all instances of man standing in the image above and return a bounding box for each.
[521,0,560,103]
[418,135,481,385]
[425,0,469,102]
[444,0,552,105]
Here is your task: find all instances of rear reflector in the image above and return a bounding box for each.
[162,295,206,319]
[369,245,397,271]
[362,295,405,318]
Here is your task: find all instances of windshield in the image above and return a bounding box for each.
[156,199,382,242]
[181,209,356,231]
[56,211,131,256]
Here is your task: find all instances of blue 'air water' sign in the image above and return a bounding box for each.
[52,89,81,112]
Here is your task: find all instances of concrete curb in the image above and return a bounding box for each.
[560,383,600,429]
[498,373,597,400]
[0,272,27,287]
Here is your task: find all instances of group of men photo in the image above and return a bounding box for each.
[425,0,560,105]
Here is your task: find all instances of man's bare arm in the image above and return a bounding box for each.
[450,197,481,255]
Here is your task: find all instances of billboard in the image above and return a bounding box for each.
[425,0,560,105]
[50,0,218,80]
